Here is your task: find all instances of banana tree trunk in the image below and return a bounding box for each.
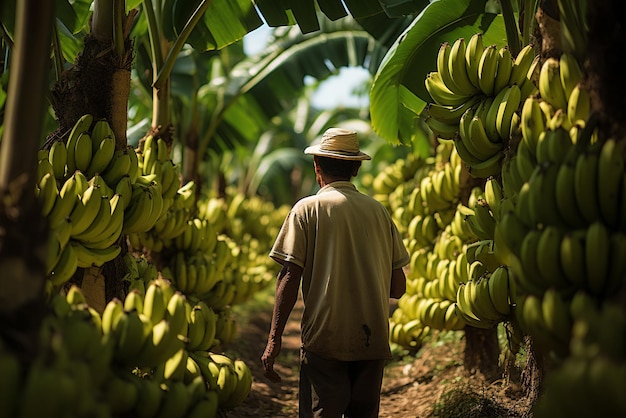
[50,0,133,149]
[0,0,55,348]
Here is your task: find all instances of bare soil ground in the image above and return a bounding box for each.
[222,295,534,418]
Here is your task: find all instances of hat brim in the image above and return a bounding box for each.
[304,145,371,161]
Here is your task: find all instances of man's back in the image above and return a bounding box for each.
[271,181,407,361]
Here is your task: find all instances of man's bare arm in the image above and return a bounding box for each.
[261,261,303,382]
[390,267,406,299]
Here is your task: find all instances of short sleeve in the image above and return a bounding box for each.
[391,221,410,270]
[269,209,307,268]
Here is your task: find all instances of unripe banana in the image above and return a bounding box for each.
[539,57,568,110]
[48,140,68,181]
[73,132,93,173]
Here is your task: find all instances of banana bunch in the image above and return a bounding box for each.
[449,203,480,241]
[389,317,430,351]
[164,251,219,297]
[173,217,218,255]
[465,239,502,274]
[371,154,425,197]
[433,227,464,261]
[161,233,232,299]
[120,252,159,294]
[137,135,181,203]
[213,307,238,347]
[6,293,116,418]
[455,265,514,329]
[515,289,573,357]
[127,204,192,254]
[418,162,461,212]
[464,198,497,240]
[424,36,539,178]
[40,172,124,285]
[122,176,165,234]
[187,351,253,411]
[185,300,219,352]
[220,239,276,307]
[128,379,195,418]
[101,279,186,368]
[532,292,626,417]
[538,52,583,113]
[414,298,465,330]
[197,196,229,234]
[202,278,238,311]
[406,214,440,249]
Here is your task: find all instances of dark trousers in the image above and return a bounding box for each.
[298,348,386,418]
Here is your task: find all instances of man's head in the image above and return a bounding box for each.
[304,128,371,161]
[305,128,370,185]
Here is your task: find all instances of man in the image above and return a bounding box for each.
[261,127,410,418]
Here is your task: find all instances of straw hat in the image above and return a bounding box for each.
[304,128,371,161]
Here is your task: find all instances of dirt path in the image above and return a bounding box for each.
[224,296,533,418]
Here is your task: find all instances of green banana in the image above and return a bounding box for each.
[555,158,587,228]
[493,46,513,94]
[47,174,79,228]
[448,37,478,95]
[584,221,610,296]
[65,114,93,174]
[101,297,124,335]
[143,280,167,325]
[597,138,625,228]
[90,119,115,151]
[48,238,78,286]
[464,33,484,89]
[424,115,459,140]
[509,44,538,86]
[102,148,132,186]
[69,185,102,237]
[73,132,93,173]
[72,193,113,243]
[86,136,115,178]
[186,306,206,350]
[484,83,510,142]
[467,114,503,160]
[536,225,570,289]
[115,308,151,364]
[48,140,68,181]
[71,240,121,268]
[425,71,468,106]
[559,51,583,100]
[37,172,58,217]
[574,150,601,223]
[567,84,591,126]
[477,44,498,96]
[426,95,481,125]
[495,84,522,141]
[541,287,572,346]
[436,41,462,95]
[539,57,568,110]
[559,231,587,288]
[487,266,511,316]
[122,185,155,234]
[80,193,124,250]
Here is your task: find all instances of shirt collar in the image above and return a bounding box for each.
[317,181,356,194]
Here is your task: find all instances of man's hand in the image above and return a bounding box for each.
[261,339,282,383]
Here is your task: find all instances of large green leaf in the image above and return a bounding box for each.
[370,0,506,144]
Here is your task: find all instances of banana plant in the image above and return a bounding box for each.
[370,0,510,148]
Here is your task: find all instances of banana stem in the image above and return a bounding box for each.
[499,0,521,56]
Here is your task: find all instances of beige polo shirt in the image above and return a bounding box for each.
[269,181,410,361]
